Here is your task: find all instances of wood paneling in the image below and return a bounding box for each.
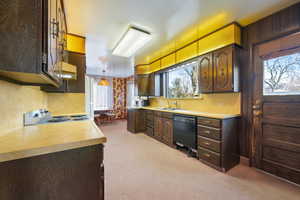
[240,2,300,159]
[0,145,104,200]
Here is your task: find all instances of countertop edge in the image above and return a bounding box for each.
[129,107,241,119]
[0,137,106,163]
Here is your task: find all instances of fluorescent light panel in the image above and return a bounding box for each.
[112,27,151,57]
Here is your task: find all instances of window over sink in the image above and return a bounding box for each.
[166,59,199,98]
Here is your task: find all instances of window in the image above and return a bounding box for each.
[167,60,199,98]
[263,52,300,96]
[93,78,113,110]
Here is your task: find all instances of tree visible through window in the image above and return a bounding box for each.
[263,52,300,95]
[167,61,199,98]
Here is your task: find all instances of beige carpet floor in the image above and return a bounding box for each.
[100,120,300,200]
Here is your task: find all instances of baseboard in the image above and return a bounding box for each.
[240,156,250,166]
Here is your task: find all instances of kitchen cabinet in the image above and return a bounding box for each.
[127,109,146,133]
[136,74,150,96]
[199,53,213,93]
[136,73,162,97]
[0,144,104,200]
[145,110,154,137]
[198,45,240,93]
[153,111,174,147]
[41,51,86,93]
[0,0,67,87]
[154,112,163,140]
[197,116,239,171]
[67,52,86,93]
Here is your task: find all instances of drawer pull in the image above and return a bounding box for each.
[204,121,211,124]
[204,130,211,134]
[204,142,210,146]
[203,153,211,158]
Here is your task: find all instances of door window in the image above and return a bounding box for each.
[263,51,300,96]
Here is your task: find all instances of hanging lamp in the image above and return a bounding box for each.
[98,69,110,86]
[98,78,110,86]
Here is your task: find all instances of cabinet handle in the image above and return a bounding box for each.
[204,142,210,146]
[51,18,59,39]
[204,130,211,134]
[203,153,211,158]
[204,121,211,124]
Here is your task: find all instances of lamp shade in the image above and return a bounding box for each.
[98,78,110,86]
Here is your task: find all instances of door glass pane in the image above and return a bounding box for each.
[263,52,300,96]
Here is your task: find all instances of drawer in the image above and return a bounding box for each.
[198,147,221,166]
[162,112,173,119]
[198,136,221,153]
[197,117,221,128]
[146,120,153,127]
[197,125,221,140]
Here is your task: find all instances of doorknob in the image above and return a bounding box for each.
[253,110,263,117]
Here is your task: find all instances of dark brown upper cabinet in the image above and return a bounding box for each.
[136,74,150,96]
[199,53,214,93]
[199,45,240,93]
[41,51,86,93]
[0,0,67,87]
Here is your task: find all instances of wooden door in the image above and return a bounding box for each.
[154,115,163,140]
[68,52,86,93]
[163,118,173,146]
[136,74,149,96]
[199,53,213,93]
[48,0,60,82]
[213,46,233,92]
[253,32,300,184]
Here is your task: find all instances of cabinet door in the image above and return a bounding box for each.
[48,0,60,82]
[148,73,155,96]
[213,46,233,92]
[136,74,149,96]
[68,52,86,93]
[127,109,135,133]
[163,118,173,146]
[199,53,213,93]
[154,116,163,141]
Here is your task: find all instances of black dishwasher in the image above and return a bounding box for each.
[173,115,197,152]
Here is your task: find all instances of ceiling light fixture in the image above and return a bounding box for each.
[112,26,152,58]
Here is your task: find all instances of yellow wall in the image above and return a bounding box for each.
[47,93,85,115]
[66,34,86,54]
[149,93,241,115]
[0,80,48,135]
[0,80,86,135]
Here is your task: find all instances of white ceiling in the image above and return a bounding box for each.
[64,0,300,77]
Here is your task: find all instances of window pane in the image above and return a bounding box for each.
[263,52,300,96]
[167,61,199,98]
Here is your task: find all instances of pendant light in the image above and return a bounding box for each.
[98,78,110,86]
[98,69,110,86]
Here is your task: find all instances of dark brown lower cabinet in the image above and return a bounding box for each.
[153,111,174,147]
[0,144,104,200]
[197,117,239,172]
[127,109,146,133]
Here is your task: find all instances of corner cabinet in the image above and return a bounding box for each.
[0,0,66,87]
[199,45,240,93]
[42,52,86,93]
